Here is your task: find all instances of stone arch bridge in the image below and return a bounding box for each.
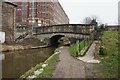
[32,24,95,45]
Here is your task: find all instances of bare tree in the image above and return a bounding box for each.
[83,17,92,24]
[83,15,100,24]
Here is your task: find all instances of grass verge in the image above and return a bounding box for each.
[34,52,59,78]
[18,63,43,80]
[69,39,92,57]
[96,31,119,78]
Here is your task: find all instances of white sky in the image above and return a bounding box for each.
[59,0,119,25]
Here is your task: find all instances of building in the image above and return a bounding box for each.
[106,25,119,31]
[0,1,17,44]
[15,2,29,26]
[118,1,120,25]
[15,0,69,26]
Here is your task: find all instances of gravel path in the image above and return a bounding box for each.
[53,47,85,78]
[78,41,100,63]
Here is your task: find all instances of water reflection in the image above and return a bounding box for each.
[0,52,5,80]
[0,53,5,60]
[2,47,55,78]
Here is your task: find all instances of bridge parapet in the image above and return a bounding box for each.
[35,24,94,35]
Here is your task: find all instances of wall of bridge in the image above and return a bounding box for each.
[33,24,94,45]
[35,24,94,35]
[34,33,91,45]
[15,24,95,45]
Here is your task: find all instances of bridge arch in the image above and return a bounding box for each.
[50,34,65,46]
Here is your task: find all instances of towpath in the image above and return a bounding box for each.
[53,46,85,78]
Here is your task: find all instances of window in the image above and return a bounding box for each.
[17,9,21,11]
[29,19,36,23]
[22,10,27,22]
[22,6,27,11]
[22,2,27,5]
[41,6,48,11]
[41,13,48,18]
[29,8,37,18]
[22,19,27,22]
[16,18,20,22]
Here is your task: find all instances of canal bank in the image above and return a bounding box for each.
[18,48,60,79]
[0,44,49,52]
[0,37,49,52]
[0,44,31,52]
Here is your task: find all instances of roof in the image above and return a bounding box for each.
[106,25,120,27]
[2,0,17,7]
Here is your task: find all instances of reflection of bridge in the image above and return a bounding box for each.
[16,24,95,45]
[34,24,95,45]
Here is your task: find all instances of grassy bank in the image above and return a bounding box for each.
[95,31,119,78]
[35,52,59,78]
[18,63,43,79]
[69,39,92,57]
[18,51,59,79]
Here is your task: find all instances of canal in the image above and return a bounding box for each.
[0,47,56,79]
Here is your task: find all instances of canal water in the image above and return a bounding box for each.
[0,47,56,79]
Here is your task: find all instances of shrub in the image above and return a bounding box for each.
[99,46,105,55]
[69,44,78,57]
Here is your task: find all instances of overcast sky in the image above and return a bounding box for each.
[59,0,119,25]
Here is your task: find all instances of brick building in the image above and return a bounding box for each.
[15,0,69,26]
[0,1,17,43]
[15,2,29,26]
